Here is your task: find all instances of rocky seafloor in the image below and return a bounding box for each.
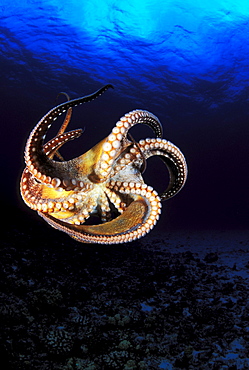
[1,217,249,370]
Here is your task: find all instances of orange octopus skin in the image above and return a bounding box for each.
[20,85,187,244]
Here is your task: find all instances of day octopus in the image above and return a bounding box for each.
[20,85,187,244]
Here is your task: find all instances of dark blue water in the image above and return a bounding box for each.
[1,0,249,232]
[1,3,249,369]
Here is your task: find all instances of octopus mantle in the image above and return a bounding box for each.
[20,85,187,244]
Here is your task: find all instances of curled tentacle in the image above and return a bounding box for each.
[20,167,92,214]
[54,92,72,137]
[44,129,83,159]
[110,137,187,201]
[52,91,73,160]
[24,84,114,188]
[94,109,163,182]
[38,183,161,244]
[137,138,187,200]
[21,126,84,210]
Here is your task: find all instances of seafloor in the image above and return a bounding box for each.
[1,214,249,370]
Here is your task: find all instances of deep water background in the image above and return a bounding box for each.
[1,0,249,234]
[1,2,249,369]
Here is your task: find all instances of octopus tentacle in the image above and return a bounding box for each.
[128,133,147,173]
[21,129,84,212]
[137,138,187,200]
[44,129,83,159]
[94,109,163,181]
[56,92,70,102]
[109,137,187,201]
[52,92,73,160]
[24,84,113,188]
[52,190,99,225]
[103,187,127,214]
[109,142,147,179]
[20,168,92,214]
[98,191,112,222]
[55,92,72,136]
[38,183,161,244]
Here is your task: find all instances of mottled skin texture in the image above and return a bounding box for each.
[20,85,187,244]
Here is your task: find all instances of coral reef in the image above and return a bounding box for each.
[1,223,249,369]
[43,327,74,356]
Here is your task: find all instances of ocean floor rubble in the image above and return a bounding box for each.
[1,223,249,370]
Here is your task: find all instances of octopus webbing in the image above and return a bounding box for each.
[20,85,187,244]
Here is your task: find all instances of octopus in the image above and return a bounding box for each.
[20,85,187,244]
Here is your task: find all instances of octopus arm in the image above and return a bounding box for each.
[137,138,188,200]
[38,188,161,244]
[20,168,80,213]
[94,110,163,181]
[24,84,113,188]
[44,129,83,159]
[54,92,72,137]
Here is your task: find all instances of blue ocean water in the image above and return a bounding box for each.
[2,5,249,369]
[2,0,249,103]
[1,0,249,231]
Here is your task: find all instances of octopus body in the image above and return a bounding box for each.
[20,85,187,244]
